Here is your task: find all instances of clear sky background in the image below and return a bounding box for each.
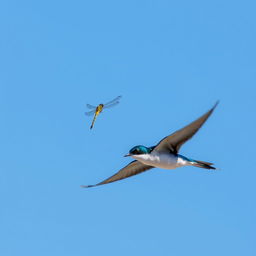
[1,0,256,255]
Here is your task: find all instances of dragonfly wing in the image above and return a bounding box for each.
[104,95,122,106]
[84,110,96,116]
[103,101,120,109]
[86,104,97,109]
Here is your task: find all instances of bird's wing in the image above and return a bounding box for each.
[153,101,219,154]
[81,160,154,188]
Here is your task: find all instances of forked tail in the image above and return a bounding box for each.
[192,160,216,170]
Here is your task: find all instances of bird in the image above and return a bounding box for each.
[81,102,218,188]
[85,96,122,129]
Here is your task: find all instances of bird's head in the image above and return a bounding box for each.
[124,145,152,157]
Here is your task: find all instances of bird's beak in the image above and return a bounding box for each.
[124,154,131,157]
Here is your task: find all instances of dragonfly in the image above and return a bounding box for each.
[85,96,122,129]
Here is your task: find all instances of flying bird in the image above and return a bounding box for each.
[85,96,122,129]
[82,102,218,188]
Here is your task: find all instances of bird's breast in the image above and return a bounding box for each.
[132,152,179,169]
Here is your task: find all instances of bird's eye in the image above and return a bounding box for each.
[135,149,142,154]
[132,149,139,154]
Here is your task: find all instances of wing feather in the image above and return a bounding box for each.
[81,160,154,188]
[154,101,219,154]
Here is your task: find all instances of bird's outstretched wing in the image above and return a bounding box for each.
[81,160,154,188]
[153,101,219,154]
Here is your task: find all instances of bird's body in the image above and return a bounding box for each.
[131,151,182,169]
[131,150,214,170]
[82,101,219,188]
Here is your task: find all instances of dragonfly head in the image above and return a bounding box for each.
[96,104,104,113]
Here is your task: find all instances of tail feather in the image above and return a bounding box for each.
[192,160,216,170]
[195,160,214,166]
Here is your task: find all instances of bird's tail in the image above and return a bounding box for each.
[191,160,216,170]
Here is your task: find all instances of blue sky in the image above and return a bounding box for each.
[1,0,256,255]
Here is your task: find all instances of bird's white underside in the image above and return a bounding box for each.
[131,152,189,170]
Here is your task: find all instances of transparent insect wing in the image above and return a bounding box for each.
[84,110,96,116]
[104,96,122,106]
[86,104,97,109]
[103,101,120,109]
